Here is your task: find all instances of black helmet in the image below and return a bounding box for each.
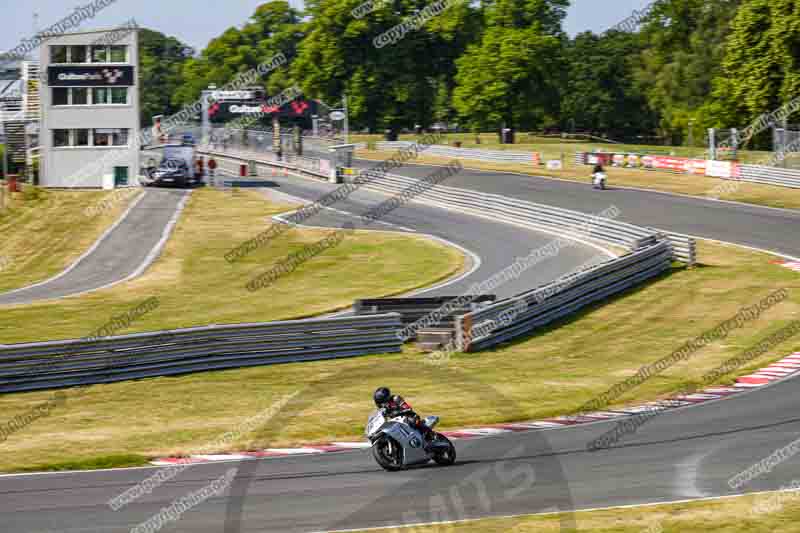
[374,387,391,407]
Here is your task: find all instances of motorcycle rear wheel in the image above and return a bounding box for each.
[372,436,404,471]
[431,434,456,466]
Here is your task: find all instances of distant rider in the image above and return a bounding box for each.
[373,387,434,442]
[593,162,604,175]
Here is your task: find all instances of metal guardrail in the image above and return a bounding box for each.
[656,231,697,265]
[370,141,540,165]
[0,314,403,393]
[738,164,800,189]
[353,296,496,334]
[455,241,673,351]
[197,146,332,182]
[357,171,657,250]
[188,148,693,356]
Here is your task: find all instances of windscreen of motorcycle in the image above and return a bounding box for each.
[365,410,385,437]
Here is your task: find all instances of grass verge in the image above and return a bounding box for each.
[349,491,800,532]
[0,187,464,343]
[356,148,800,210]
[0,185,142,293]
[0,240,797,472]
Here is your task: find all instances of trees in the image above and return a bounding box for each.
[634,0,742,143]
[138,29,193,126]
[173,1,304,107]
[452,0,568,133]
[706,0,800,148]
[291,0,480,132]
[561,31,657,140]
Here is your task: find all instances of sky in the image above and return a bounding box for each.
[0,0,654,55]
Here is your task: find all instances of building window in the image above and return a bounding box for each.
[93,129,112,147]
[72,88,88,105]
[111,129,129,146]
[52,128,131,148]
[74,129,90,146]
[92,87,110,105]
[90,45,109,63]
[69,46,88,63]
[109,46,127,63]
[110,87,127,104]
[50,46,68,63]
[52,88,69,106]
[53,129,70,147]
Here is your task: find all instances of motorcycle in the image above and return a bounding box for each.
[592,171,607,190]
[365,409,456,471]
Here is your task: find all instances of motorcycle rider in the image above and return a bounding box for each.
[592,161,607,188]
[373,387,434,443]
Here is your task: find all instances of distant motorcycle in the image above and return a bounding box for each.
[592,171,607,190]
[365,410,456,471]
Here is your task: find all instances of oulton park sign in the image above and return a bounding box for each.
[47,65,135,86]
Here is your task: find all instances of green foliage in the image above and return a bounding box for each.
[452,0,568,131]
[634,0,742,142]
[172,1,304,107]
[138,29,194,126]
[706,0,800,148]
[562,31,657,138]
[151,0,797,145]
[291,0,480,131]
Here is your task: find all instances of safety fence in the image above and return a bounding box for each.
[738,165,800,189]
[353,296,496,336]
[358,171,657,250]
[455,241,672,351]
[360,141,542,165]
[178,151,696,355]
[655,231,696,265]
[0,314,403,393]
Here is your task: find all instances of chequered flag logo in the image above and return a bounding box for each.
[102,68,124,84]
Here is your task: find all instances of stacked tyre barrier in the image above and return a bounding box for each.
[0,314,403,393]
[455,241,673,352]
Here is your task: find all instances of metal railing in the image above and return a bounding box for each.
[0,314,403,393]
[455,241,673,351]
[357,171,657,250]
[353,296,496,335]
[738,165,800,189]
[194,150,694,356]
[368,141,540,165]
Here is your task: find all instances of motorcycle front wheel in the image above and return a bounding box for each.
[372,436,404,471]
[431,434,456,466]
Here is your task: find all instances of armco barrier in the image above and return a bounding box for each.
[0,314,403,393]
[196,151,695,355]
[739,164,800,189]
[353,296,496,334]
[455,241,672,351]
[372,141,541,165]
[656,231,697,265]
[356,171,658,250]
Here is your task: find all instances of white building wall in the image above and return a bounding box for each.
[39,28,140,188]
